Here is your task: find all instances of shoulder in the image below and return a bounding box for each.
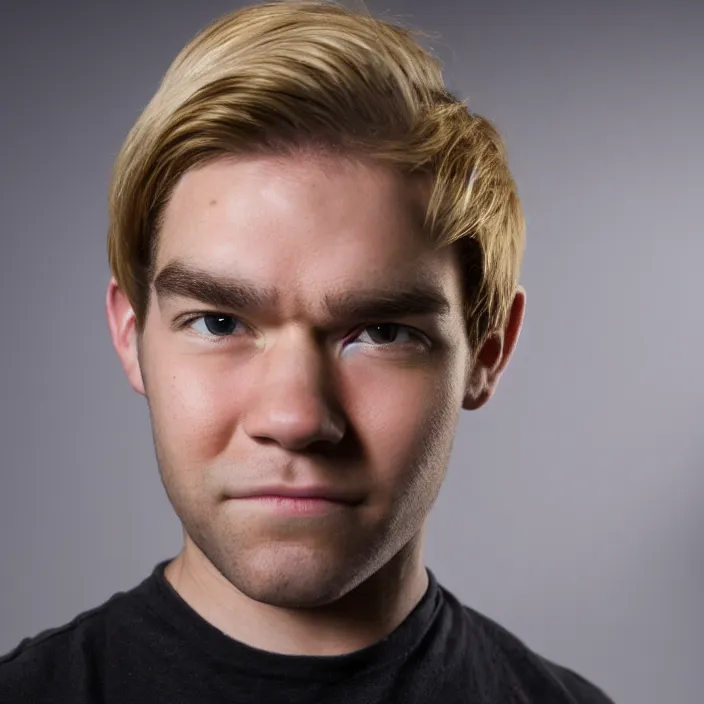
[435,580,616,704]
[459,600,615,703]
[0,589,132,701]
[541,660,617,704]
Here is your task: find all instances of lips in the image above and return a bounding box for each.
[229,485,362,505]
[225,485,363,518]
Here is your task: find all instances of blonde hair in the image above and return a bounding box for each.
[107,0,525,351]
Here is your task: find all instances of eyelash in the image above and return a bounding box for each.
[178,313,428,349]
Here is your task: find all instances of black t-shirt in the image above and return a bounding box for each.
[0,560,615,703]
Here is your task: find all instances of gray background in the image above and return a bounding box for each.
[1,1,702,702]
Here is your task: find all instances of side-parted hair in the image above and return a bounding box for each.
[107,0,525,352]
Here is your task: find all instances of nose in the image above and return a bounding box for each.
[242,334,346,451]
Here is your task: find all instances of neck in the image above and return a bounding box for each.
[163,533,429,656]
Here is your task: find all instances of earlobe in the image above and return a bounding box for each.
[105,278,146,397]
[461,286,526,412]
[461,351,495,411]
[462,385,490,411]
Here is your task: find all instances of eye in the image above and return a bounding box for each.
[182,315,426,349]
[352,323,421,346]
[189,314,244,339]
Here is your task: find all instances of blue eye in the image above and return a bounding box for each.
[191,314,242,338]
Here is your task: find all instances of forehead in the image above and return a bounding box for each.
[155,153,461,307]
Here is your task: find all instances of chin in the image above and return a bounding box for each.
[208,539,367,608]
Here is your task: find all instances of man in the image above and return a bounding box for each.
[0,1,615,702]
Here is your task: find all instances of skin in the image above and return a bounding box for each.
[106,151,525,656]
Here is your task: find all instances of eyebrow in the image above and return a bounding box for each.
[153,260,451,322]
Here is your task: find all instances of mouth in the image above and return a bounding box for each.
[226,485,363,516]
[233,495,351,516]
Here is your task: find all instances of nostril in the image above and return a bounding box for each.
[244,408,346,451]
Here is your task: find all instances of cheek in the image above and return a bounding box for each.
[342,360,463,489]
[147,355,243,462]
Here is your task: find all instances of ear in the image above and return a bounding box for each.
[105,278,146,396]
[462,286,526,411]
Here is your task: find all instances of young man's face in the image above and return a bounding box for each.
[110,152,496,608]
